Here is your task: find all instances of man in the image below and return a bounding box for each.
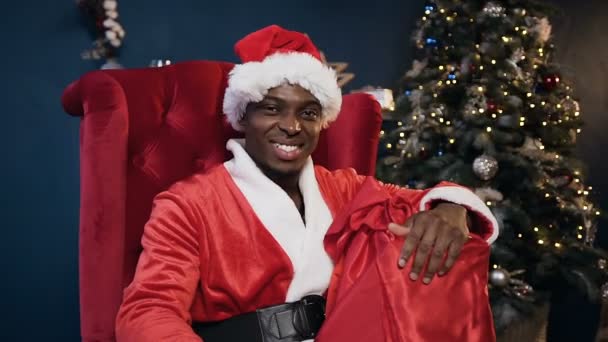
[116,25,497,341]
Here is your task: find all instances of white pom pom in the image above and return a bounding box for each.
[105,30,117,40]
[106,10,118,19]
[103,18,117,28]
[103,0,117,11]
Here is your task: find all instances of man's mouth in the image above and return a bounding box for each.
[272,142,304,161]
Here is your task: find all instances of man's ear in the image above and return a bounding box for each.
[238,112,248,127]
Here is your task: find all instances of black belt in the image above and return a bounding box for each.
[192,295,326,342]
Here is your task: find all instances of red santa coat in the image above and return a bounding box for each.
[116,139,497,341]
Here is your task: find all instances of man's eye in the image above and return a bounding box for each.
[263,105,279,112]
[302,110,319,119]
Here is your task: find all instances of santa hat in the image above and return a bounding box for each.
[222,25,342,131]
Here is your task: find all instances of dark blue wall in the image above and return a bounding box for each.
[2,0,606,340]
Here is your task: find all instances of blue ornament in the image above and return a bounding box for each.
[448,73,456,80]
[426,38,438,46]
[425,4,436,11]
[437,149,444,156]
[405,90,412,96]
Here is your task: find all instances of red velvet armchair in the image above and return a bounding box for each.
[61,60,382,342]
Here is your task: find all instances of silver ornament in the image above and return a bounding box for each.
[490,269,510,287]
[473,154,499,180]
[598,259,607,270]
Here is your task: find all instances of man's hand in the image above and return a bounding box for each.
[388,203,470,285]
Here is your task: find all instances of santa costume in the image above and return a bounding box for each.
[115,25,498,342]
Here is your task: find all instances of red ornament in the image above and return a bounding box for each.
[487,100,498,112]
[543,74,560,91]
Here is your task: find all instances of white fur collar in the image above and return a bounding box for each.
[224,139,334,302]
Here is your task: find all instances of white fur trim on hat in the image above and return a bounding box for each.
[222,52,342,131]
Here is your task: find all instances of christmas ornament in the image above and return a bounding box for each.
[599,259,607,270]
[542,74,561,91]
[490,268,535,301]
[486,100,498,112]
[473,154,499,180]
[490,269,510,287]
[482,2,506,18]
[426,37,438,46]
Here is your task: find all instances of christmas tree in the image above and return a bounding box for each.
[377,0,606,332]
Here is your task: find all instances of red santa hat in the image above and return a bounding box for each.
[222,25,342,131]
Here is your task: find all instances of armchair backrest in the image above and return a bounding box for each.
[61,60,382,342]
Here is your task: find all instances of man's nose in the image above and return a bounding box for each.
[278,112,302,135]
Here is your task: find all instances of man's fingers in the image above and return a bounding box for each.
[396,218,422,268]
[388,223,410,237]
[439,235,466,276]
[422,227,451,284]
[409,222,437,281]
[388,215,415,237]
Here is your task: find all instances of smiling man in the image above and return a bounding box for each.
[116,25,498,342]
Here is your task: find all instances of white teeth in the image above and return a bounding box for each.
[274,143,299,153]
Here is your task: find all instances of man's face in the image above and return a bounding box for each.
[240,84,323,177]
